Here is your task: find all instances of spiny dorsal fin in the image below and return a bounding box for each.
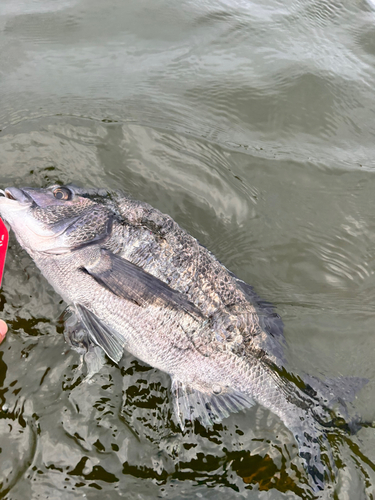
[171,379,255,430]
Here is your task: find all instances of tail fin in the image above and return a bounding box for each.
[290,374,368,491]
[291,419,333,491]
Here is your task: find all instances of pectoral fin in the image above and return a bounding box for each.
[82,249,203,317]
[171,378,255,430]
[76,304,125,363]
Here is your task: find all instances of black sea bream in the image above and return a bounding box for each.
[0,184,366,491]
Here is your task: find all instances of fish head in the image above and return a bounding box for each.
[0,185,118,254]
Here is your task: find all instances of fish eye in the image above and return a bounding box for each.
[53,187,72,201]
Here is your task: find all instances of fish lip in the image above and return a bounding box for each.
[0,187,33,205]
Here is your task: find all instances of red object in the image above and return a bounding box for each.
[0,218,9,288]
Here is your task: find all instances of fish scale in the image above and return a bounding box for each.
[0,183,367,492]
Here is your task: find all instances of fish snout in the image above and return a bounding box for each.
[0,187,32,205]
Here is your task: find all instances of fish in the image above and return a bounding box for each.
[0,184,367,491]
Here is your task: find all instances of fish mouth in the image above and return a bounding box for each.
[0,189,15,200]
[0,187,33,205]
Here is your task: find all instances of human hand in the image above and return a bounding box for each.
[0,319,7,343]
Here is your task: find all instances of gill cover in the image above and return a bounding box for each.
[0,185,115,254]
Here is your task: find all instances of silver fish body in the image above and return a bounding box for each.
[0,184,366,491]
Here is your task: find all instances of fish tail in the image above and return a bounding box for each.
[286,374,368,491]
[291,418,334,492]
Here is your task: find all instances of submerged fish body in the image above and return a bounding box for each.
[0,184,366,490]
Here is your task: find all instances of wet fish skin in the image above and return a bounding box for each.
[0,184,364,490]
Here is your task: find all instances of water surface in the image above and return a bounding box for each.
[0,1,375,498]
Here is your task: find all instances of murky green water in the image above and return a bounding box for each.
[0,0,375,498]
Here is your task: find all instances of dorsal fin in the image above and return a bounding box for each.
[232,275,286,366]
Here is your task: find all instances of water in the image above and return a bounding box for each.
[0,0,375,498]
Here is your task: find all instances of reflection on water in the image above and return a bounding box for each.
[0,0,375,498]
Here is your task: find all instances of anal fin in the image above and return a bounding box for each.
[171,379,255,430]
